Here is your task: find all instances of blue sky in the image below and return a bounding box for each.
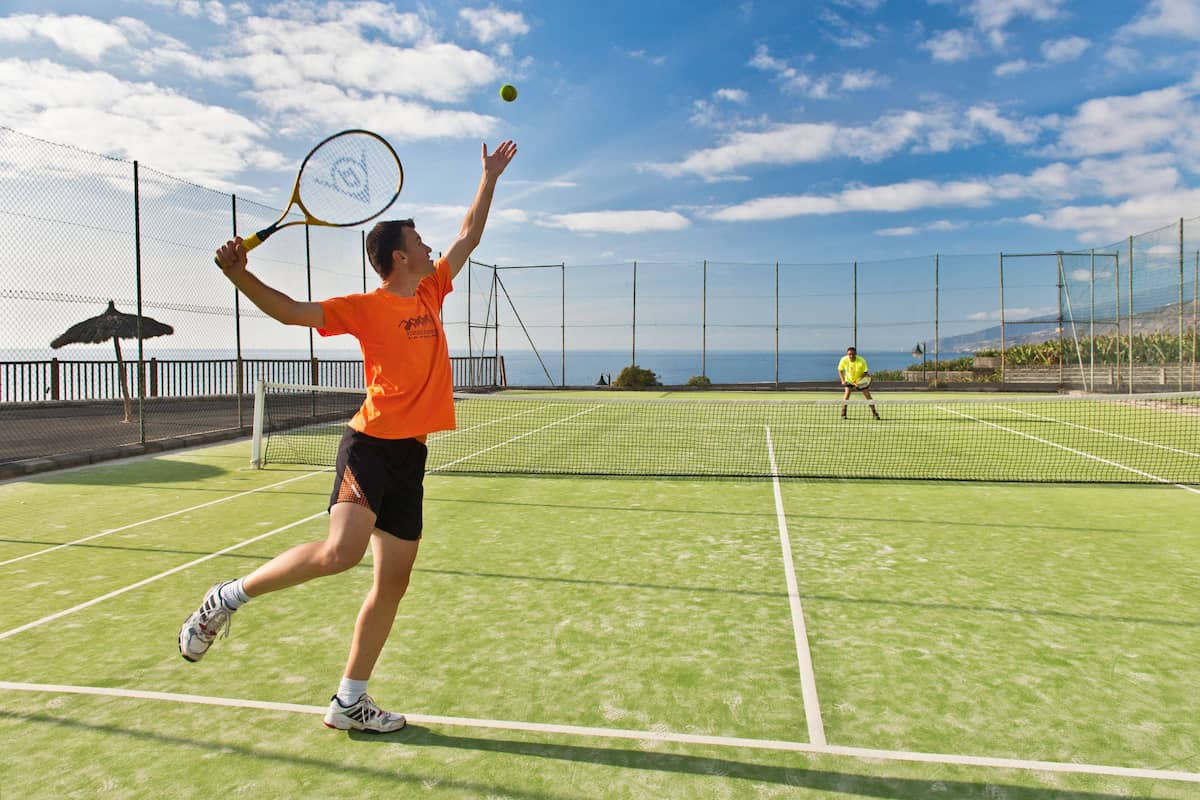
[3,0,1200,268]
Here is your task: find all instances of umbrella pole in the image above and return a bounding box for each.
[114,336,131,423]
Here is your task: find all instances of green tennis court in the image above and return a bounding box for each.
[1,393,1199,798]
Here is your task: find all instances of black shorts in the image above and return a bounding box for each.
[844,383,867,392]
[329,427,428,541]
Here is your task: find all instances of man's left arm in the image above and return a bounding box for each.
[444,140,518,279]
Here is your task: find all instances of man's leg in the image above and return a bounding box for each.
[344,531,420,680]
[323,530,419,733]
[179,503,375,662]
[841,386,851,417]
[243,502,377,596]
[863,389,881,419]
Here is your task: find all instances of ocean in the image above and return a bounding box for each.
[0,348,918,389]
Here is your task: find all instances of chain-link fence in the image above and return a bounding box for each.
[3,126,1198,472]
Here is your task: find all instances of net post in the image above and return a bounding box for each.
[933,254,940,386]
[250,379,266,468]
[1056,251,1064,389]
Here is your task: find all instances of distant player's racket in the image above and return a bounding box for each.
[854,374,872,389]
[217,129,402,264]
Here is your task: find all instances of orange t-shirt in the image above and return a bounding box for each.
[317,258,455,440]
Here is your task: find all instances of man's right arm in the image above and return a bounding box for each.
[215,238,324,328]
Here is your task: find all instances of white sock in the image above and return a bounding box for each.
[337,677,369,706]
[218,578,250,610]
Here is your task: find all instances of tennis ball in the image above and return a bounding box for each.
[500,84,518,102]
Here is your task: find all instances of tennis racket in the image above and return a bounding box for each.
[853,374,872,389]
[217,129,402,264]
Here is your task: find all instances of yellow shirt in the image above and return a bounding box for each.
[837,354,868,384]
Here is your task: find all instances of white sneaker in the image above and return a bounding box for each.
[178,581,235,662]
[323,694,407,733]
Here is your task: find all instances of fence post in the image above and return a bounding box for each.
[310,356,319,386]
[50,357,60,401]
[1089,250,1095,391]
[1180,218,1185,391]
[150,357,159,397]
[702,260,707,378]
[561,262,566,387]
[232,194,244,425]
[774,261,780,387]
[1056,251,1064,389]
[1115,251,1121,391]
[999,252,1005,383]
[1128,236,1134,394]
[631,260,637,367]
[133,160,146,443]
[852,260,857,349]
[934,254,940,385]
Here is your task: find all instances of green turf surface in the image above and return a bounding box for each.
[1,440,1198,798]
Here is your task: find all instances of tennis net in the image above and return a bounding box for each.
[252,382,1200,485]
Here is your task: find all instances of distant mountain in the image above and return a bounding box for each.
[939,299,1198,353]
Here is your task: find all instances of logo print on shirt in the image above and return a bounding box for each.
[400,312,437,340]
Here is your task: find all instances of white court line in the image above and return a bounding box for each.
[0,469,328,568]
[0,511,326,641]
[1000,405,1200,459]
[940,407,1200,496]
[429,405,602,473]
[1,682,1196,785]
[764,426,825,746]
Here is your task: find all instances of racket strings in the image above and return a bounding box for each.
[297,132,402,225]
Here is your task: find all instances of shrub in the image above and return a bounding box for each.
[974,348,1000,357]
[686,374,712,387]
[614,365,660,389]
[872,369,904,380]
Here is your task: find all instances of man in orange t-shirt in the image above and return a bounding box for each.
[179,140,518,734]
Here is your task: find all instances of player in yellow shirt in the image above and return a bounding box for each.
[838,346,880,419]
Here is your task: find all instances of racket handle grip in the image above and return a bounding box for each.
[212,232,265,268]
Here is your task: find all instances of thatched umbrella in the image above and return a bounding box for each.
[51,300,174,422]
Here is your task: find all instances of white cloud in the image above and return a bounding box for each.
[748,45,885,99]
[819,10,874,49]
[994,59,1029,76]
[715,88,748,103]
[874,219,965,236]
[967,104,1041,144]
[538,211,691,234]
[649,105,1038,179]
[1040,35,1090,63]
[0,14,165,63]
[0,58,277,188]
[920,29,978,62]
[1021,189,1200,242]
[1050,84,1198,158]
[876,226,920,237]
[459,5,530,44]
[964,0,1067,31]
[1121,0,1200,40]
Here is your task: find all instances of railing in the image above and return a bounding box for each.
[0,356,506,403]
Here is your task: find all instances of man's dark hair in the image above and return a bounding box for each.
[365,219,415,278]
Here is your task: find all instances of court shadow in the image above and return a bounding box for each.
[0,711,1174,798]
[27,457,228,486]
[352,725,1164,800]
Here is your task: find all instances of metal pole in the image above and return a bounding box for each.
[1057,251,1064,388]
[775,261,780,386]
[1089,250,1095,392]
[233,194,243,426]
[133,160,146,443]
[1128,236,1134,394]
[999,252,1005,383]
[1108,251,1118,393]
[561,263,566,387]
[934,254,940,385]
[305,225,315,384]
[1180,219,1185,391]
[632,260,637,366]
[1194,250,1198,391]
[361,230,367,293]
[852,260,858,348]
[702,260,707,377]
[466,259,473,387]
